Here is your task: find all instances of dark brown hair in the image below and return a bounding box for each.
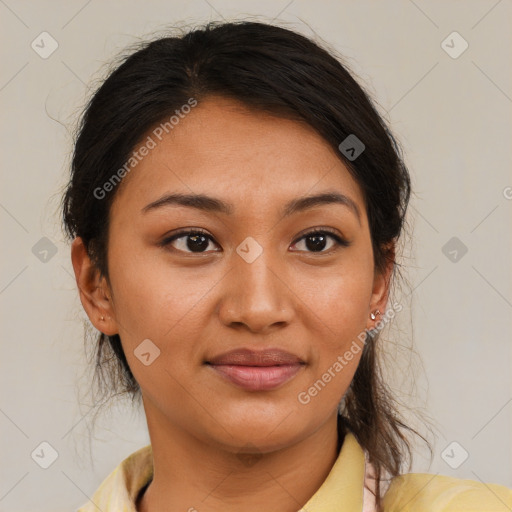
[61,20,433,510]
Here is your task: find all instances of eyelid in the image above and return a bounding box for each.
[159,226,351,254]
[159,228,218,250]
[290,227,351,253]
[292,226,348,245]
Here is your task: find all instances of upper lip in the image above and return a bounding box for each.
[206,348,305,366]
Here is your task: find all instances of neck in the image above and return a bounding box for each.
[137,406,343,512]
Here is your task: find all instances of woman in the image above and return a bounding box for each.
[61,20,512,512]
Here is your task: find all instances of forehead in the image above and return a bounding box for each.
[110,96,365,221]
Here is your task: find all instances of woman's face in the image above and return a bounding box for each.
[75,96,391,453]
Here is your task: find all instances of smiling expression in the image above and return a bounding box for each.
[94,95,388,452]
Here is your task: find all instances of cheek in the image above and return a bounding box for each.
[108,229,374,389]
[106,239,216,350]
[106,251,217,403]
[297,247,374,394]
[298,252,374,339]
[305,272,371,330]
[296,276,372,410]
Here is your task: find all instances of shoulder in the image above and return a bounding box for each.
[381,472,512,511]
[76,444,153,512]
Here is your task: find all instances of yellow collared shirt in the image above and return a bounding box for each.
[77,431,512,511]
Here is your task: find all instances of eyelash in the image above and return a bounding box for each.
[159,227,350,255]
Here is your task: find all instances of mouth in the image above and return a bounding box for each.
[205,348,306,392]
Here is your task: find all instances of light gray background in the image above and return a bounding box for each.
[1,1,511,510]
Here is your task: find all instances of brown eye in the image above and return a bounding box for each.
[290,229,350,253]
[160,229,220,254]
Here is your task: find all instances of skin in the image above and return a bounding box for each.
[71,96,393,512]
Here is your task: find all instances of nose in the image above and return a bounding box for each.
[217,250,294,334]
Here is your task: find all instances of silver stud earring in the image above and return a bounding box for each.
[370,310,380,320]
[100,316,105,321]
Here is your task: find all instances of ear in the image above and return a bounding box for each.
[70,237,118,336]
[367,242,395,330]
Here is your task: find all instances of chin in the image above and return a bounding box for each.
[207,406,312,452]
[216,426,306,456]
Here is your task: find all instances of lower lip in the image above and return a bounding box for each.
[208,364,303,391]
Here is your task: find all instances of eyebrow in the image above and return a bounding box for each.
[141,191,361,224]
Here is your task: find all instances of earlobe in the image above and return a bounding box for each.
[367,244,395,330]
[368,275,389,330]
[70,237,118,335]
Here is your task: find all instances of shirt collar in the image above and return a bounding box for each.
[300,430,366,511]
[78,430,367,512]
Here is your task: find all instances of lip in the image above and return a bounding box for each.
[206,348,305,391]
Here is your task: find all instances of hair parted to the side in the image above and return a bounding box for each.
[61,20,434,511]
